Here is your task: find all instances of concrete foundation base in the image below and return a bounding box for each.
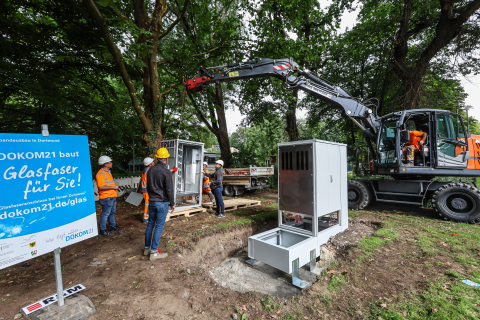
[21,294,95,320]
[211,251,320,299]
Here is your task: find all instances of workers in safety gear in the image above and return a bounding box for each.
[144,150,175,261]
[205,159,225,218]
[155,148,170,159]
[202,162,215,202]
[141,157,155,223]
[402,125,428,166]
[96,156,124,237]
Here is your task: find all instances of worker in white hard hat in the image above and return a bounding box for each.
[205,159,225,218]
[202,162,215,202]
[141,157,155,223]
[144,148,175,260]
[96,156,124,237]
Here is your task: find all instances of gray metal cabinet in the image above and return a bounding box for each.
[248,139,348,275]
[161,139,204,209]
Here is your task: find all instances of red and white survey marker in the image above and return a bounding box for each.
[22,284,86,315]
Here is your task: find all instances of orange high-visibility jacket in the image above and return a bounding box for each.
[203,170,211,193]
[96,169,117,199]
[141,167,149,193]
[408,130,424,148]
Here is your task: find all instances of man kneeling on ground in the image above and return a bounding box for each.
[144,148,175,260]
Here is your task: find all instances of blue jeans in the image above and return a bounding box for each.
[212,187,225,215]
[99,197,117,231]
[144,201,169,251]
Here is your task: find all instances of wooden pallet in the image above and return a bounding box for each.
[165,206,207,222]
[202,199,262,212]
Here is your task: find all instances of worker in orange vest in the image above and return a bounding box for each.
[141,157,155,223]
[403,126,428,166]
[202,162,215,202]
[96,156,125,237]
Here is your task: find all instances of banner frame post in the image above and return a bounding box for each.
[53,247,64,307]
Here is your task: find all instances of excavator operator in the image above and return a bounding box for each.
[403,125,428,166]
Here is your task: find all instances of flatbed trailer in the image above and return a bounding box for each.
[221,166,274,196]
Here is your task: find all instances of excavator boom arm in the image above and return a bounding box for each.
[184,57,377,135]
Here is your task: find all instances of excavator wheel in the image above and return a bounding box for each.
[432,183,480,223]
[348,180,373,210]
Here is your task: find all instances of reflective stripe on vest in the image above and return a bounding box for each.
[97,171,115,185]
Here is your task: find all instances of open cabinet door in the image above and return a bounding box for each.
[435,112,468,168]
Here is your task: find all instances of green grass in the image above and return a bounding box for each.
[210,210,277,232]
[349,210,360,218]
[260,295,282,312]
[318,294,332,307]
[375,228,399,240]
[355,225,399,262]
[368,278,480,319]
[327,274,346,292]
[264,203,279,210]
[357,236,383,262]
[445,269,461,278]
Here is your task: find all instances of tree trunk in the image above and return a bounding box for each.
[286,89,299,141]
[213,83,232,167]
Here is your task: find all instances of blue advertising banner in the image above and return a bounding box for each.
[0,133,98,269]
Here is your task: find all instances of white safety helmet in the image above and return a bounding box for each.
[144,157,154,166]
[98,155,112,165]
[203,162,208,166]
[215,160,224,166]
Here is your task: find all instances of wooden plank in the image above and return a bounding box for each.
[202,199,262,212]
[165,206,207,222]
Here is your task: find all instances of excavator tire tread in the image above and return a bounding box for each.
[432,182,480,224]
[348,180,372,211]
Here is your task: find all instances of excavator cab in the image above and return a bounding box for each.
[375,109,469,175]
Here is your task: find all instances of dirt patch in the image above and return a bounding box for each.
[0,189,390,320]
[0,190,282,320]
[328,218,381,252]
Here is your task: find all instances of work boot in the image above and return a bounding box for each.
[143,247,150,256]
[111,226,125,233]
[150,249,168,260]
[99,230,114,237]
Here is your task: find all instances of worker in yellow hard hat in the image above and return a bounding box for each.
[144,147,175,261]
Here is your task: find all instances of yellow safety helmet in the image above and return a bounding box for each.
[155,147,170,159]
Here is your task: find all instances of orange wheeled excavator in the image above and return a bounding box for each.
[185,58,480,223]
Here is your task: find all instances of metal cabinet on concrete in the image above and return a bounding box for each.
[248,140,348,283]
[161,139,204,209]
